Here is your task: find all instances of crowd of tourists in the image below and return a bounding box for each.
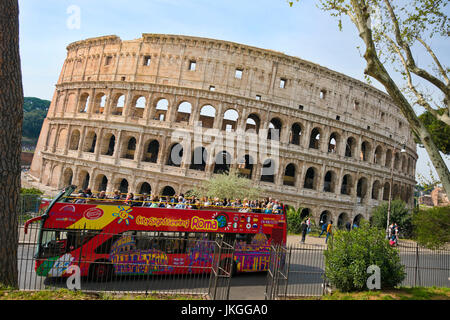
[71,188,285,214]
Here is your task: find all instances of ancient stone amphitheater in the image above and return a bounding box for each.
[29,34,417,227]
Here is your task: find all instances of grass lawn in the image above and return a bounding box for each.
[318,287,450,300]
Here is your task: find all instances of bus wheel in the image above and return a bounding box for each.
[90,262,113,282]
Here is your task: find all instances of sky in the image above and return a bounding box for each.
[17,0,449,183]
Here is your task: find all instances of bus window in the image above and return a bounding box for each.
[236,233,253,244]
[39,229,100,258]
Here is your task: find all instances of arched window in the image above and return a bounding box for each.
[319,211,330,225]
[190,146,207,171]
[341,174,352,195]
[199,105,216,128]
[139,182,152,195]
[268,118,282,141]
[95,174,108,192]
[303,167,316,189]
[119,179,129,194]
[360,141,371,161]
[283,163,296,186]
[161,186,176,197]
[93,93,106,114]
[338,212,349,229]
[309,128,321,149]
[175,101,192,123]
[155,98,169,121]
[374,145,383,164]
[167,143,183,167]
[356,177,368,201]
[237,154,254,178]
[345,137,356,157]
[142,140,159,163]
[63,168,73,186]
[69,130,81,150]
[323,170,335,193]
[78,93,90,113]
[372,180,381,200]
[213,150,232,174]
[385,149,392,168]
[383,182,391,201]
[245,114,260,134]
[290,123,302,145]
[328,132,339,153]
[132,96,146,118]
[101,134,115,156]
[122,137,137,160]
[222,109,239,132]
[83,131,97,153]
[111,94,125,116]
[261,159,276,183]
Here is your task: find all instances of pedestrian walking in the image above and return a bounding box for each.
[306,217,311,234]
[318,221,327,238]
[300,221,308,243]
[325,221,333,244]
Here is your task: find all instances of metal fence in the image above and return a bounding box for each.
[18,222,233,299]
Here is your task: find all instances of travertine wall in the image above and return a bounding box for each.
[30,34,417,228]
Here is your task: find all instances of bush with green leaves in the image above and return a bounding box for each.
[286,206,303,234]
[412,206,450,250]
[370,199,413,238]
[324,221,405,292]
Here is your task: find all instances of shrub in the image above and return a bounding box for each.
[324,221,405,292]
[412,206,450,249]
[286,206,303,234]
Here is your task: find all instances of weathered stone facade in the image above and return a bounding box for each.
[30,34,417,228]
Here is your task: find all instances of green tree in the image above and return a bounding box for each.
[324,221,405,292]
[412,206,450,249]
[289,0,450,199]
[189,170,262,200]
[371,199,413,238]
[286,206,304,234]
[418,109,450,155]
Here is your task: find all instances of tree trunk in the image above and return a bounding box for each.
[0,0,23,288]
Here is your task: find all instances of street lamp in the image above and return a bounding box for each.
[386,143,406,239]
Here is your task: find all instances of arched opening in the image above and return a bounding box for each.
[353,214,363,228]
[383,182,391,201]
[122,137,137,160]
[155,98,169,121]
[356,177,368,201]
[78,93,90,113]
[119,179,129,194]
[190,146,207,171]
[83,131,97,153]
[300,208,310,220]
[80,171,90,190]
[142,140,159,163]
[63,168,73,186]
[245,114,260,134]
[101,134,115,156]
[345,137,356,157]
[323,170,336,193]
[268,118,282,141]
[139,182,152,195]
[167,143,183,167]
[69,130,81,150]
[132,96,146,118]
[328,132,339,153]
[309,128,321,149]
[394,152,400,170]
[237,154,254,178]
[199,105,216,128]
[360,141,371,161]
[303,167,316,189]
[319,211,330,225]
[385,149,392,168]
[161,186,176,197]
[95,174,108,192]
[222,109,239,132]
[283,163,296,186]
[261,159,276,183]
[93,93,106,114]
[290,123,302,145]
[111,94,125,116]
[341,174,353,195]
[338,212,349,229]
[213,150,232,174]
[175,101,192,123]
[372,180,381,200]
[374,145,383,164]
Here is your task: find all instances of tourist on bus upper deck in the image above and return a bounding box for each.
[96,190,107,200]
[264,203,273,214]
[113,190,121,200]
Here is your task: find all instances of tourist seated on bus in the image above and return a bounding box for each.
[96,190,107,200]
[113,190,121,200]
[264,203,273,214]
[74,190,87,204]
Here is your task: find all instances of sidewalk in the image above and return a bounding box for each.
[287,234,328,247]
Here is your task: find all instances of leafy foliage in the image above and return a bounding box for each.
[188,170,262,200]
[417,109,450,155]
[22,97,50,146]
[371,199,413,238]
[286,206,304,234]
[324,221,406,292]
[412,206,450,249]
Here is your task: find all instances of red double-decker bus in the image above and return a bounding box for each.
[24,185,287,280]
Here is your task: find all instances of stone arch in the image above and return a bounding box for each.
[175,101,192,123]
[261,158,277,183]
[78,93,90,113]
[69,129,81,150]
[101,133,116,156]
[121,136,137,159]
[268,118,282,140]
[93,92,107,114]
[83,130,97,153]
[190,146,207,171]
[385,149,392,168]
[237,154,254,178]
[138,182,152,195]
[199,104,216,128]
[337,212,350,229]
[283,163,296,186]
[79,170,90,190]
[303,166,318,189]
[245,113,260,134]
[214,150,232,174]
[56,128,68,152]
[111,93,125,116]
[345,137,356,157]
[62,167,73,186]
[374,145,383,164]
[360,141,371,161]
[131,95,147,118]
[372,180,381,200]
[323,170,337,193]
[142,139,160,163]
[222,109,239,132]
[155,98,169,121]
[356,177,368,201]
[383,181,391,201]
[94,174,108,192]
[161,185,176,197]
[290,122,302,145]
[328,132,340,153]
[319,210,331,225]
[352,214,364,228]
[341,173,353,195]
[309,127,321,149]
[167,143,183,167]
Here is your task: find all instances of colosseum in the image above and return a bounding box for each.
[29,33,417,228]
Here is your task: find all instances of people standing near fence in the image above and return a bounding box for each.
[306,217,311,234]
[325,221,333,244]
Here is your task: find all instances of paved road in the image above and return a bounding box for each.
[17,235,450,299]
